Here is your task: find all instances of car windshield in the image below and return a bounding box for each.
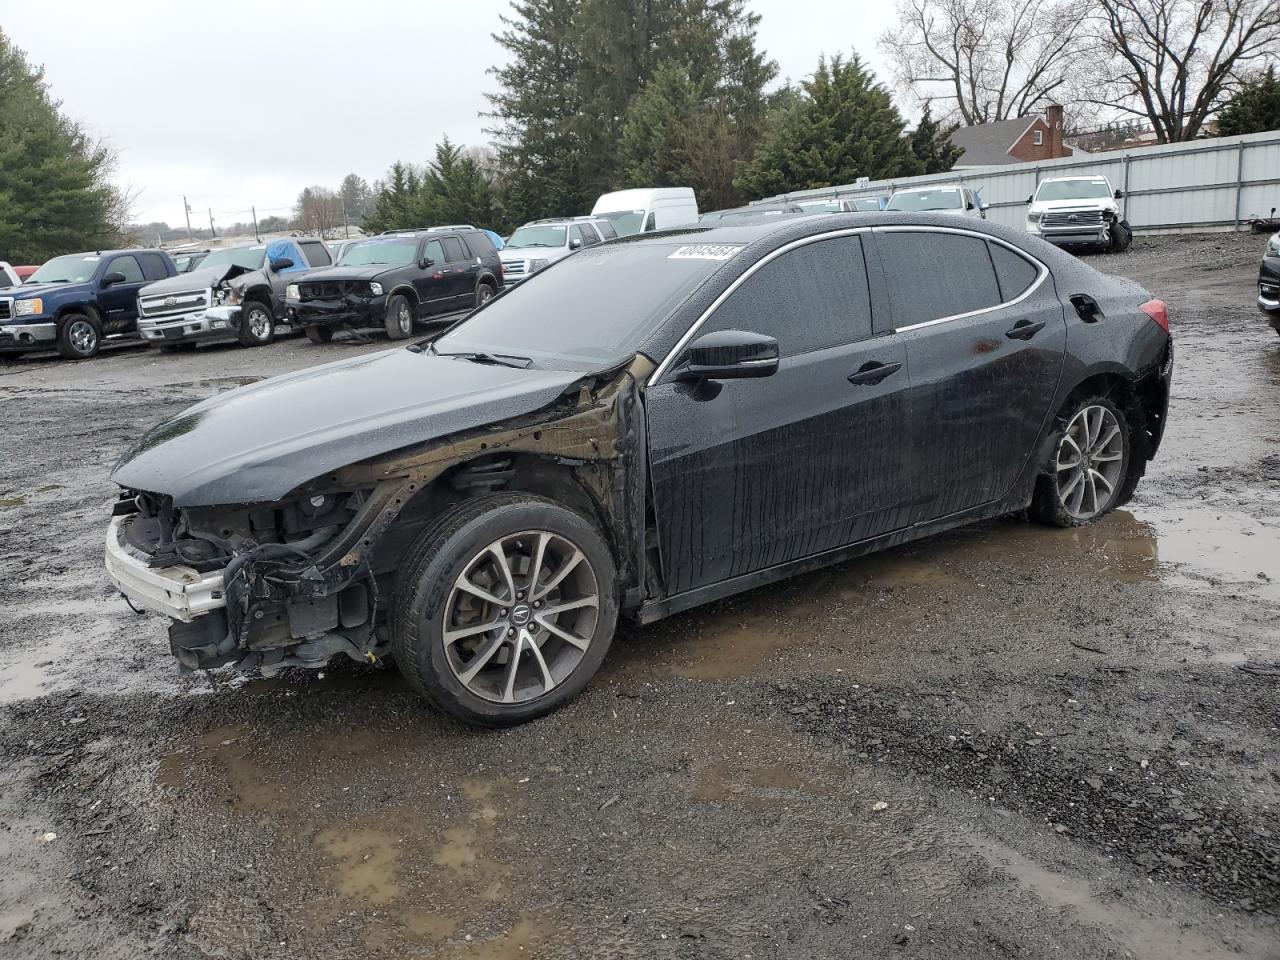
[885,189,963,211]
[432,241,730,371]
[594,210,645,236]
[27,254,101,284]
[506,225,568,249]
[1036,179,1113,201]
[798,200,842,213]
[339,238,419,267]
[850,198,882,211]
[199,246,265,271]
[702,209,787,223]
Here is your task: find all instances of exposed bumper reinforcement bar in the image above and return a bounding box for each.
[104,515,226,621]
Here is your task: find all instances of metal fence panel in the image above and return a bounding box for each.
[755,129,1280,234]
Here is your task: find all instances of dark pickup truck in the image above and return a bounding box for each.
[286,228,503,343]
[136,238,333,349]
[0,249,176,359]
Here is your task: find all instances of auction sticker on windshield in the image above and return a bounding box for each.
[668,244,743,261]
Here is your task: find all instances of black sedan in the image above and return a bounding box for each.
[1258,231,1280,335]
[105,214,1173,727]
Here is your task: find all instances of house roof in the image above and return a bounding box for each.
[949,116,1038,166]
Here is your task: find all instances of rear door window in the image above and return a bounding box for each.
[464,232,496,257]
[988,242,1039,301]
[299,241,331,267]
[878,231,1002,327]
[571,225,596,248]
[443,237,468,262]
[139,253,169,281]
[702,235,873,354]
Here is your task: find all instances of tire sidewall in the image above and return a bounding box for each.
[1039,395,1132,527]
[475,282,494,308]
[395,499,618,726]
[239,300,274,346]
[57,313,100,360]
[384,294,412,340]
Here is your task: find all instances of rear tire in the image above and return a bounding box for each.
[56,313,101,360]
[304,325,333,344]
[390,493,618,727]
[384,294,414,340]
[1031,396,1133,527]
[238,300,275,347]
[475,282,495,309]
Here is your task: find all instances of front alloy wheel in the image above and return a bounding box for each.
[444,531,599,704]
[391,493,618,726]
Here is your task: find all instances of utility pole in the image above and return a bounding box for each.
[183,196,193,240]
[208,208,216,239]
[251,205,260,242]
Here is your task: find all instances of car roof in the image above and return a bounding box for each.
[890,184,964,194]
[1042,175,1108,182]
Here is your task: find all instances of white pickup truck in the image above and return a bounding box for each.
[1025,176,1131,251]
[0,262,20,290]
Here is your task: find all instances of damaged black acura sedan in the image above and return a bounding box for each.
[106,214,1172,726]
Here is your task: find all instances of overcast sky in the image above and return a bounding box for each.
[3,0,900,226]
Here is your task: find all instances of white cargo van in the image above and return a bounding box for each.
[590,188,698,236]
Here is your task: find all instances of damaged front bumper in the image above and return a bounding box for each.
[105,515,226,620]
[287,294,385,329]
[138,306,243,343]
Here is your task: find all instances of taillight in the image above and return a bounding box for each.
[1139,298,1169,333]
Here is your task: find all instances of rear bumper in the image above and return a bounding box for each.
[138,306,242,344]
[288,295,383,328]
[0,321,56,349]
[104,516,226,622]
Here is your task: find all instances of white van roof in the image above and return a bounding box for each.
[592,188,696,213]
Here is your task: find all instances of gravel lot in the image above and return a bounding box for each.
[1,233,1278,960]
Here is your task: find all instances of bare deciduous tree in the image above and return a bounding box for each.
[879,0,1085,124]
[293,186,343,239]
[1087,0,1280,142]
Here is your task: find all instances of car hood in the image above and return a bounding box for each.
[7,282,81,299]
[140,264,254,295]
[111,348,585,506]
[297,265,387,283]
[1031,197,1117,213]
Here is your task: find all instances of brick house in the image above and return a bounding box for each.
[949,105,1076,168]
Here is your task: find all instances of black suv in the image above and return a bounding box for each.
[286,228,504,343]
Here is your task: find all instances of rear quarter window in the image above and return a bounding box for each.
[878,231,1002,326]
[593,220,618,240]
[987,242,1040,301]
[300,241,332,267]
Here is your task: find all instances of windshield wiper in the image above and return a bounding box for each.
[434,350,533,369]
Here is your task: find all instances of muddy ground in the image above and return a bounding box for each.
[0,233,1277,960]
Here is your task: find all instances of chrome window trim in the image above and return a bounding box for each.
[649,227,872,385]
[873,225,1050,332]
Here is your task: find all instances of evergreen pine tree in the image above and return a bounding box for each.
[735,54,922,200]
[909,104,963,174]
[1218,66,1280,137]
[0,30,124,263]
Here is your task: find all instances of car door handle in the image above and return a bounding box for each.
[847,360,902,385]
[1005,319,1046,340]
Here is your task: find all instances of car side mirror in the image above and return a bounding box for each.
[966,200,976,210]
[419,257,434,269]
[101,271,126,286]
[569,238,582,250]
[679,329,779,381]
[1026,194,1034,205]
[1114,188,1125,199]
[269,257,294,272]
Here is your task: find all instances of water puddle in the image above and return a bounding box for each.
[0,496,25,507]
[973,837,1264,960]
[691,759,835,805]
[1135,505,1280,602]
[0,621,117,705]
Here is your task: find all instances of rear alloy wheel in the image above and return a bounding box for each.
[391,494,618,726]
[238,300,275,346]
[475,282,495,308]
[304,325,334,344]
[1031,397,1130,527]
[56,313,101,360]
[384,294,414,340]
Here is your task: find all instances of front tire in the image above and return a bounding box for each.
[238,300,275,347]
[391,493,618,727]
[1108,220,1132,252]
[56,313,101,360]
[384,294,414,340]
[1031,396,1132,527]
[304,325,333,344]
